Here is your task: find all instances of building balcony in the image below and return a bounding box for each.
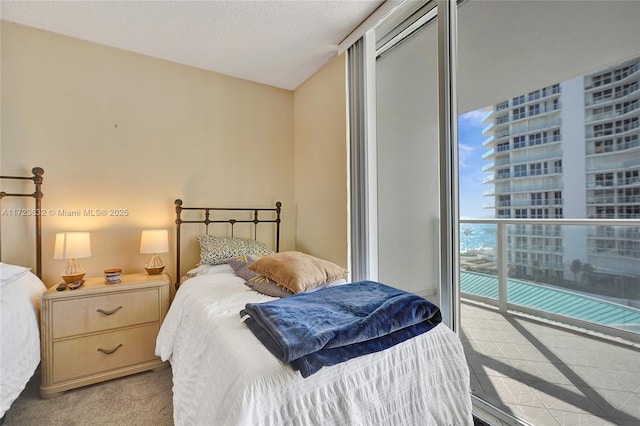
[587,193,639,204]
[482,162,496,172]
[509,118,562,137]
[586,102,640,124]
[491,182,564,194]
[584,62,640,90]
[586,196,616,205]
[459,218,640,328]
[484,173,511,183]
[586,156,640,173]
[515,198,564,207]
[587,136,640,155]
[585,81,640,106]
[508,243,564,253]
[460,298,639,425]
[588,245,640,259]
[459,219,640,425]
[509,149,563,164]
[587,176,640,189]
[585,121,640,140]
[482,146,511,159]
[511,167,563,179]
[588,226,640,241]
[482,131,511,148]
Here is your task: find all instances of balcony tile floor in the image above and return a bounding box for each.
[461,301,640,425]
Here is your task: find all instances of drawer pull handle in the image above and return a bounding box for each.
[97,344,123,355]
[97,306,122,316]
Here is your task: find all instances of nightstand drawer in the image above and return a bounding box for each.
[52,323,160,383]
[52,289,159,339]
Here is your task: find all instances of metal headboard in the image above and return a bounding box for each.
[0,167,45,278]
[174,199,282,287]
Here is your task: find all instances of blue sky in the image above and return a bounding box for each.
[458,108,490,218]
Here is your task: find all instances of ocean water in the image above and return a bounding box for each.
[460,223,497,252]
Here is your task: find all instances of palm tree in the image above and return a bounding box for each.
[570,259,583,283]
[462,228,473,253]
[582,263,595,285]
[532,260,541,282]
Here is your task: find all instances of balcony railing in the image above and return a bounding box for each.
[460,218,640,343]
[585,63,640,90]
[586,120,640,139]
[586,102,640,123]
[492,181,563,194]
[587,136,640,155]
[587,176,640,188]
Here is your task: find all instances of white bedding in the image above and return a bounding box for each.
[0,265,46,417]
[157,265,473,426]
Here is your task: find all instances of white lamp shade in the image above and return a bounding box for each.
[140,230,169,254]
[54,232,91,259]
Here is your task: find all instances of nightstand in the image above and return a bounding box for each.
[40,273,170,399]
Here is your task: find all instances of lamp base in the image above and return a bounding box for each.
[145,266,165,275]
[62,272,85,283]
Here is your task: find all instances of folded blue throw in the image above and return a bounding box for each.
[240,281,442,377]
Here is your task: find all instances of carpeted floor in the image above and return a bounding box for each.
[2,367,173,426]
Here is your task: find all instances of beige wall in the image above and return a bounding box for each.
[1,22,297,287]
[293,54,349,269]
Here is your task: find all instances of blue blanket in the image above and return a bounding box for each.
[240,281,442,377]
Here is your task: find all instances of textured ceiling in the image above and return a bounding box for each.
[0,0,385,90]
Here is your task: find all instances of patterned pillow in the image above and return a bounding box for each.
[244,275,294,298]
[197,236,274,265]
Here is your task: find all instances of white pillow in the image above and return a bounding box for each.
[0,262,31,287]
[186,263,232,277]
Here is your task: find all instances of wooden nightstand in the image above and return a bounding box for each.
[40,273,170,398]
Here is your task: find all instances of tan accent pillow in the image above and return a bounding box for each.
[248,251,348,293]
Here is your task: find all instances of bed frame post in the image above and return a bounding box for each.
[0,166,44,278]
[33,167,44,278]
[175,199,183,289]
[275,201,281,252]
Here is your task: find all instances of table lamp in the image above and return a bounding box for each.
[140,229,168,275]
[54,232,91,283]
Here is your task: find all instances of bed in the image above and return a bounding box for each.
[156,200,473,425]
[0,167,47,418]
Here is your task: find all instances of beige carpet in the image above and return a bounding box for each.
[3,367,173,426]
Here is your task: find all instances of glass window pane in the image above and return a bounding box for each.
[458,1,640,423]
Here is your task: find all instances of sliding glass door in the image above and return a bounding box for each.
[351,0,640,424]
[375,8,441,302]
[457,1,640,424]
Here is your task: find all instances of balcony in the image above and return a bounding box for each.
[459,218,640,425]
[585,63,640,90]
[586,120,640,140]
[492,182,564,194]
[587,136,640,155]
[586,102,640,124]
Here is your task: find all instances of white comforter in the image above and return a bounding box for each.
[157,265,473,426]
[0,266,46,417]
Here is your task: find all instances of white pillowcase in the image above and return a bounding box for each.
[186,263,233,278]
[0,262,31,287]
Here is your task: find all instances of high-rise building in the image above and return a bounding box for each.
[482,56,639,288]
